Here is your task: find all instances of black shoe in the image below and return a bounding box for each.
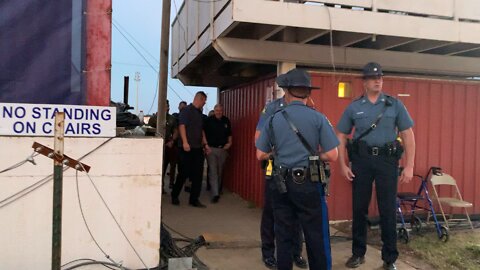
[189,201,207,208]
[293,255,308,269]
[262,257,277,269]
[211,196,220,204]
[383,262,397,270]
[345,255,365,268]
[171,197,180,205]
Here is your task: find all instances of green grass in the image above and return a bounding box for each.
[407,230,480,270]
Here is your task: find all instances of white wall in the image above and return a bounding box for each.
[0,137,163,269]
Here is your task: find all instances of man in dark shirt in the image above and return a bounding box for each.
[204,104,232,203]
[171,91,210,208]
[172,101,187,120]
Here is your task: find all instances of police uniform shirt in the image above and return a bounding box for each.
[337,93,414,147]
[256,101,339,168]
[256,97,287,131]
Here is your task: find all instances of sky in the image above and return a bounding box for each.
[110,0,217,115]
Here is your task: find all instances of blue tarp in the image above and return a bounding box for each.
[0,0,86,104]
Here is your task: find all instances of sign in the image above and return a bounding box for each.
[0,103,116,137]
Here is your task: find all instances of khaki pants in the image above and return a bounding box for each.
[206,147,228,198]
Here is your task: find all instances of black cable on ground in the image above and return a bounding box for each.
[159,223,209,270]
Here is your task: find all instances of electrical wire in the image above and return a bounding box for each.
[75,170,126,269]
[61,258,119,270]
[63,260,131,270]
[324,6,336,74]
[112,18,160,64]
[79,163,150,270]
[112,22,158,74]
[0,152,38,174]
[160,224,209,270]
[0,138,113,209]
[162,222,194,241]
[111,19,190,112]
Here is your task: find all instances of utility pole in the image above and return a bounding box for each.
[134,72,141,114]
[157,0,171,138]
[51,112,65,270]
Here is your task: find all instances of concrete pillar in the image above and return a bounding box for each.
[275,27,297,98]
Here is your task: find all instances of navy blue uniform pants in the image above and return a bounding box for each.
[351,153,399,263]
[171,148,204,204]
[261,177,303,259]
[271,175,331,270]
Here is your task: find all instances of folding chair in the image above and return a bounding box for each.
[430,172,474,230]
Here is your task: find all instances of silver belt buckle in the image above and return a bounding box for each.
[372,147,379,156]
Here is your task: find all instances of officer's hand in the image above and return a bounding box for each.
[183,143,191,152]
[165,140,174,148]
[399,166,413,184]
[341,165,355,181]
[204,145,212,155]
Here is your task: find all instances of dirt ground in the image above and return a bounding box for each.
[331,220,480,270]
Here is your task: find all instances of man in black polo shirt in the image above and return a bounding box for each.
[204,104,232,203]
[171,91,211,208]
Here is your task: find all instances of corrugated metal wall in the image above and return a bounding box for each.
[220,76,275,206]
[220,72,480,220]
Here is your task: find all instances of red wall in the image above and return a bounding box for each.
[220,72,480,220]
[220,76,276,207]
[85,0,111,106]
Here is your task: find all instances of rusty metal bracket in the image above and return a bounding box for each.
[31,142,91,173]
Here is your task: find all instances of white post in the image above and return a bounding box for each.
[134,72,141,114]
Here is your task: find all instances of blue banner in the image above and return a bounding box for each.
[0,0,86,105]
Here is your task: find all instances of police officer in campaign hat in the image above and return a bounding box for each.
[255,93,307,269]
[256,68,339,270]
[337,62,416,270]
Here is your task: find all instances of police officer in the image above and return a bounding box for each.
[337,62,415,270]
[256,68,339,270]
[256,96,307,269]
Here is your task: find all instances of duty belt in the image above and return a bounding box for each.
[277,166,310,184]
[367,146,390,156]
